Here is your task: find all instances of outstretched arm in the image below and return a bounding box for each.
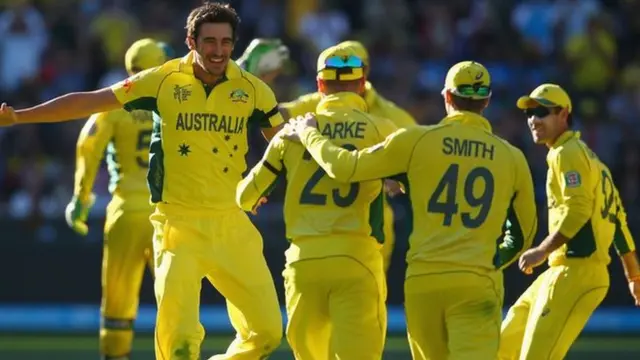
[15,88,120,124]
[297,126,414,183]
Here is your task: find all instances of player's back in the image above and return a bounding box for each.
[106,108,154,211]
[405,111,532,274]
[546,132,626,266]
[281,93,392,257]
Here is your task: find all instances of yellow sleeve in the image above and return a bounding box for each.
[496,149,538,269]
[384,102,417,128]
[252,79,284,128]
[236,135,285,211]
[74,112,114,202]
[110,67,164,112]
[553,148,594,238]
[279,93,321,118]
[372,115,399,140]
[613,185,636,255]
[299,127,419,183]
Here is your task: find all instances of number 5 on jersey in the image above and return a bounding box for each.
[136,129,152,168]
[428,164,495,229]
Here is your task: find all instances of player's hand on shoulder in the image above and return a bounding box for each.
[64,194,95,236]
[282,112,318,142]
[0,103,18,126]
[518,247,548,275]
[629,277,640,306]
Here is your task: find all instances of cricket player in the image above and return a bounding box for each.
[284,61,538,360]
[499,84,640,360]
[64,38,168,360]
[278,40,415,271]
[237,44,395,360]
[0,3,284,359]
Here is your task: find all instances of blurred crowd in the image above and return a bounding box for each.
[0,0,638,236]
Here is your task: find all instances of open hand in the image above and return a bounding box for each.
[0,103,17,126]
[282,113,318,142]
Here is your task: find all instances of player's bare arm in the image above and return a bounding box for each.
[1,88,120,126]
[519,231,570,273]
[620,251,640,306]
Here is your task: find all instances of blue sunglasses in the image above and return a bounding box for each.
[324,55,363,69]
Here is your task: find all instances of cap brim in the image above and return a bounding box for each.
[517,96,558,109]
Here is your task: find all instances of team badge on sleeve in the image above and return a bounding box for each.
[564,171,582,188]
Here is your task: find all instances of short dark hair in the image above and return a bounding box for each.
[548,106,573,127]
[186,2,240,41]
[450,93,489,113]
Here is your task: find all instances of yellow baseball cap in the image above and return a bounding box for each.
[516,83,572,113]
[338,40,369,67]
[442,61,492,100]
[125,38,167,74]
[317,44,364,81]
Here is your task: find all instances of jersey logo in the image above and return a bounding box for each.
[230,89,249,103]
[564,171,582,188]
[173,84,192,104]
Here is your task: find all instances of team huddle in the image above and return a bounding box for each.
[1,2,639,360]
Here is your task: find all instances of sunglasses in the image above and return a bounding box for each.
[455,84,491,98]
[524,106,557,118]
[324,55,364,69]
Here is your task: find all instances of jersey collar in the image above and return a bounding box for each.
[363,81,377,109]
[550,130,579,149]
[179,51,242,80]
[440,110,493,132]
[317,92,368,113]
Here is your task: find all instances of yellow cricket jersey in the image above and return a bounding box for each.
[74,109,154,212]
[297,110,538,276]
[110,52,284,211]
[237,92,397,262]
[280,81,416,128]
[545,131,636,266]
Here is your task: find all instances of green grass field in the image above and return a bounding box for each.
[0,334,639,359]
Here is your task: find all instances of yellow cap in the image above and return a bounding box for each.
[317,44,364,81]
[125,38,167,74]
[516,84,572,113]
[338,40,369,67]
[442,61,491,99]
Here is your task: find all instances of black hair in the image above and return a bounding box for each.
[185,2,240,41]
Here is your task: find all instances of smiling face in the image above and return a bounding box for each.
[187,22,234,77]
[525,105,569,146]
